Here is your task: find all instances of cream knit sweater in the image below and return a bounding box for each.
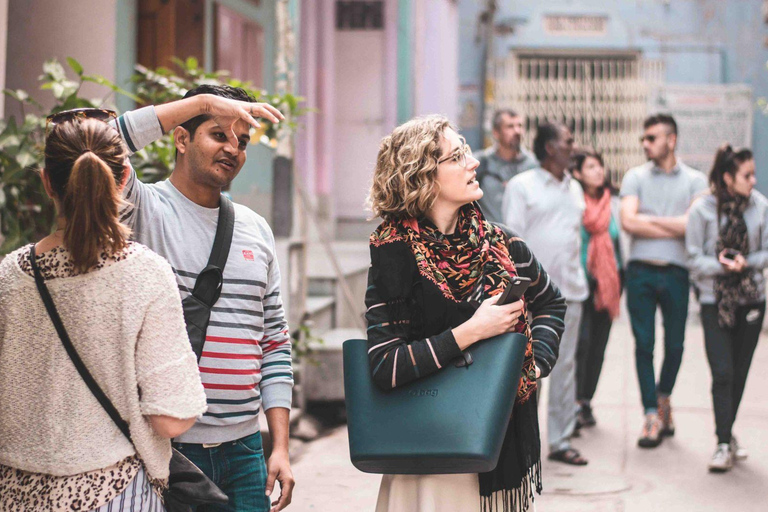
[0,245,207,481]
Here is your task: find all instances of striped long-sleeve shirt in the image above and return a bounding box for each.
[113,107,293,444]
[365,231,566,391]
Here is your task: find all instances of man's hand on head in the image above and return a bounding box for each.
[200,94,285,149]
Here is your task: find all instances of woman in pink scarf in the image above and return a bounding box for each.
[571,150,623,428]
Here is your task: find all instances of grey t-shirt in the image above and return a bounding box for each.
[620,160,707,267]
[476,146,538,223]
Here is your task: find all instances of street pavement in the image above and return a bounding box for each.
[290,299,768,511]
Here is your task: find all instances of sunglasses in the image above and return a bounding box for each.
[46,108,117,133]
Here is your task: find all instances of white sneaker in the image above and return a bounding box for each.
[708,443,733,473]
[730,436,748,461]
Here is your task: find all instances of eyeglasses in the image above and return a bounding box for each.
[46,108,117,133]
[640,134,657,144]
[438,144,472,168]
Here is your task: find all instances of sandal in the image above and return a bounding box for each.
[548,448,588,466]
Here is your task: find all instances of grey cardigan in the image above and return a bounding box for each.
[686,191,768,304]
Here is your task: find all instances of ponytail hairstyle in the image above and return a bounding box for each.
[709,143,753,218]
[44,118,130,273]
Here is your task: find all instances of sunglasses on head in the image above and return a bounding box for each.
[46,108,117,133]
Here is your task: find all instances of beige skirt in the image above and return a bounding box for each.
[375,473,535,512]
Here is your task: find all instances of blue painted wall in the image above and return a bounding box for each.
[458,0,768,194]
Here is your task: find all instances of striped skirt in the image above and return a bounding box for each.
[90,467,165,512]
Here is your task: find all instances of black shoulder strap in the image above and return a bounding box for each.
[28,245,133,443]
[207,194,235,270]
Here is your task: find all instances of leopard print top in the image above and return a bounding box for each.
[17,242,140,278]
[0,457,142,511]
[0,242,159,511]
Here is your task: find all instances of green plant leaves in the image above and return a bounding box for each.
[67,57,84,76]
[1,55,309,254]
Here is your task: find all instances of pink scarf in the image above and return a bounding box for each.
[583,190,621,319]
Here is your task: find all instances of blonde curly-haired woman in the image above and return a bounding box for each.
[364,116,567,512]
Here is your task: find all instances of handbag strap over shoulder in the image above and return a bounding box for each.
[28,245,133,443]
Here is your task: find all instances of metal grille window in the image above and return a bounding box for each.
[492,53,664,184]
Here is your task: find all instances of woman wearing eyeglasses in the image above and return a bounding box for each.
[0,113,207,510]
[365,116,566,512]
[686,144,768,473]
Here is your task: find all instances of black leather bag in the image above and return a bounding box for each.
[182,194,235,360]
[29,246,229,511]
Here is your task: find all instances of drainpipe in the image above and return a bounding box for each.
[478,0,497,147]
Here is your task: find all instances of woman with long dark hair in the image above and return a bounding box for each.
[0,113,207,510]
[570,150,623,428]
[686,144,768,472]
[365,115,566,511]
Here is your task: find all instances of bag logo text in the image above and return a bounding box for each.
[408,389,438,398]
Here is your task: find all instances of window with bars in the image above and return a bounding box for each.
[493,53,664,184]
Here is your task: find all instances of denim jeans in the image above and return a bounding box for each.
[701,303,765,444]
[173,432,271,512]
[626,262,690,413]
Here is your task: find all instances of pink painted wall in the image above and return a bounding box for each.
[0,0,7,118]
[413,0,459,121]
[4,0,118,119]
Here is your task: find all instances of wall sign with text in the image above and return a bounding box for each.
[543,15,608,36]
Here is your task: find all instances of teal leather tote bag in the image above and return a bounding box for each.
[343,332,528,474]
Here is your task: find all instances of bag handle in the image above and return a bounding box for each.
[28,245,133,443]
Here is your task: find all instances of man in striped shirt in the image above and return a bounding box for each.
[114,85,294,511]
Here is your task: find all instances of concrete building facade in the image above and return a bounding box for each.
[458,0,768,193]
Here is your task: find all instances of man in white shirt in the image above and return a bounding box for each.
[502,122,589,466]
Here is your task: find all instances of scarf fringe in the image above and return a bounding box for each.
[480,459,542,512]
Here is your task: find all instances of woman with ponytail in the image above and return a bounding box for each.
[686,144,768,473]
[0,114,207,510]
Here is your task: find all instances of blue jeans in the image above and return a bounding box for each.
[626,262,690,413]
[173,432,271,512]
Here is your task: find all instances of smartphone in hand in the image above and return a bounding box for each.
[496,276,532,306]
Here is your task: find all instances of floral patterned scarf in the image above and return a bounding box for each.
[380,202,537,404]
[374,202,542,511]
[716,194,761,328]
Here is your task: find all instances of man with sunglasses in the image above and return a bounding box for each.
[475,109,538,223]
[620,114,707,449]
[91,86,295,511]
[502,121,590,467]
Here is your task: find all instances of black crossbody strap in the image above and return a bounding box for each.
[207,194,235,270]
[29,245,133,443]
